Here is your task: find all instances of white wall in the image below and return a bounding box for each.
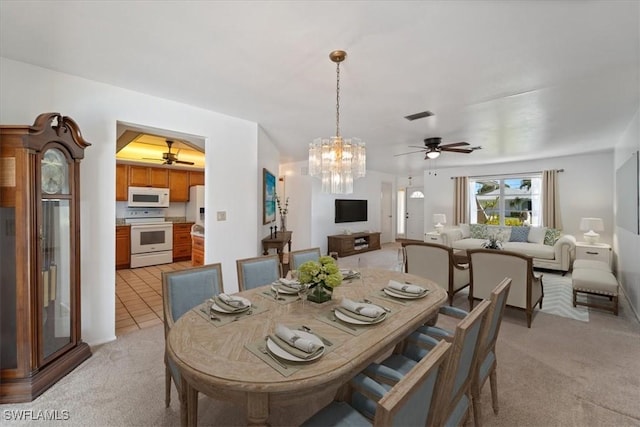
[614,108,640,319]
[0,58,260,345]
[257,126,281,252]
[280,161,396,255]
[421,151,615,244]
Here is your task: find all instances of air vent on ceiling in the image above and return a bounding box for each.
[404,111,434,121]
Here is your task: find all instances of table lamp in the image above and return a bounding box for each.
[433,214,447,234]
[579,217,604,244]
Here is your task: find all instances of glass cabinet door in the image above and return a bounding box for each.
[40,147,72,360]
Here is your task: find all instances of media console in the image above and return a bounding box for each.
[327,232,381,257]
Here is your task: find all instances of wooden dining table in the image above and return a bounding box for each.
[166,267,447,426]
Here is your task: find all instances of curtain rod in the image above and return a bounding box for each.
[450,169,564,179]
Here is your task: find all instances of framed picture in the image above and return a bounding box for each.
[263,168,276,224]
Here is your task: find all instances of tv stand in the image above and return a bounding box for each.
[327,232,381,257]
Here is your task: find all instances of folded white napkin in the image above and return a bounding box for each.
[341,298,385,318]
[275,324,321,353]
[218,293,248,308]
[279,278,301,289]
[387,280,426,294]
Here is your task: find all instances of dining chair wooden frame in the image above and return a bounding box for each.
[161,263,224,418]
[403,241,471,308]
[301,340,452,427]
[288,247,322,271]
[468,248,543,327]
[236,254,282,291]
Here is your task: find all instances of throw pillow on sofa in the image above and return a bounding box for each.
[510,226,530,242]
[491,226,512,242]
[470,224,488,239]
[527,226,547,244]
[459,223,471,238]
[544,228,562,246]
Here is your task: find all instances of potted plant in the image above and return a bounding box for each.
[298,256,342,303]
[482,237,503,250]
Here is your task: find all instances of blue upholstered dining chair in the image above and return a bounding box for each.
[289,247,321,271]
[301,340,451,427]
[424,278,512,426]
[364,299,491,426]
[236,254,282,291]
[162,263,224,412]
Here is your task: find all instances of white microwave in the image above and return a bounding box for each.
[127,187,170,208]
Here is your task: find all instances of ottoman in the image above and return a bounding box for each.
[572,260,618,315]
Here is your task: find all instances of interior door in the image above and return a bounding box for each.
[380,182,393,243]
[406,187,425,241]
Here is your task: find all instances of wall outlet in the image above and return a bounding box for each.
[216,211,226,221]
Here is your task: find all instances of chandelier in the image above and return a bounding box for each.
[309,50,366,194]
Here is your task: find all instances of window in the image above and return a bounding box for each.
[469,175,542,226]
[397,189,406,235]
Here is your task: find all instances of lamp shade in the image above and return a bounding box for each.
[433,214,447,225]
[579,217,604,232]
[579,217,604,244]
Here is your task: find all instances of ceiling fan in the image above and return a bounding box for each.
[395,137,481,160]
[145,140,195,165]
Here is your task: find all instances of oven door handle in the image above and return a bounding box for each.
[130,223,173,230]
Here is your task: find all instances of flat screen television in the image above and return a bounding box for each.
[335,199,368,223]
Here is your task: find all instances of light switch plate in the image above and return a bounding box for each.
[216,211,226,221]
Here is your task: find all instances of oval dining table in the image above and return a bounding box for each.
[167,267,447,426]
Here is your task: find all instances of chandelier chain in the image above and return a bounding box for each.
[335,61,340,137]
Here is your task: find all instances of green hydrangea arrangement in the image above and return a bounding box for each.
[298,256,342,289]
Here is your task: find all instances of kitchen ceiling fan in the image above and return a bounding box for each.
[145,140,195,165]
[395,137,481,160]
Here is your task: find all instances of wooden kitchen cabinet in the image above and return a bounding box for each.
[115,163,128,201]
[128,165,169,188]
[0,113,92,402]
[173,222,193,261]
[116,225,131,269]
[169,169,189,202]
[189,170,205,186]
[192,235,204,266]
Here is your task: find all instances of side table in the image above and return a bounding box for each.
[575,242,612,269]
[261,231,292,265]
[424,231,444,245]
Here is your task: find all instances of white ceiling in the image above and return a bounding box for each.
[1,1,638,176]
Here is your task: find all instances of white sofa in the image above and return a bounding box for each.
[441,224,576,274]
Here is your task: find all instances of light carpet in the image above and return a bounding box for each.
[1,243,638,426]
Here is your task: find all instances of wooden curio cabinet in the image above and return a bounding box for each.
[0,113,92,403]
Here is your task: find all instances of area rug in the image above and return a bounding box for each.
[540,273,589,322]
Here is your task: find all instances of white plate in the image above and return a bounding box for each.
[340,269,358,277]
[271,284,299,295]
[383,287,428,299]
[335,308,387,325]
[266,330,325,362]
[211,296,251,313]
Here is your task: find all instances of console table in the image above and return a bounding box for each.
[261,230,292,264]
[327,232,381,257]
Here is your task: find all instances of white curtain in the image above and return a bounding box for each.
[453,176,469,225]
[542,170,562,229]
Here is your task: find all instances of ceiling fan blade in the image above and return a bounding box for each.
[440,141,469,148]
[142,157,164,162]
[394,150,427,157]
[176,160,195,165]
[408,145,428,150]
[441,147,474,153]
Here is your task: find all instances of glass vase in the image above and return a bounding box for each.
[307,283,332,303]
[280,215,287,231]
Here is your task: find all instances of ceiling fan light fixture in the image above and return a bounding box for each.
[426,149,440,159]
[309,50,366,194]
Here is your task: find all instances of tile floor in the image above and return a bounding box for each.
[115,261,192,336]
